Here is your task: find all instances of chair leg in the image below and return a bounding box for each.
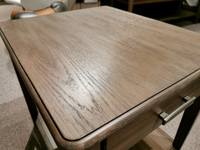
[14,65,38,123]
[128,0,134,12]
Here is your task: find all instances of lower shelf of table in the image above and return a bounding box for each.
[129,128,175,150]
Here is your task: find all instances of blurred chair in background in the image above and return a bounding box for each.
[10,0,76,19]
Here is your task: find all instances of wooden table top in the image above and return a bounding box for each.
[1,6,200,145]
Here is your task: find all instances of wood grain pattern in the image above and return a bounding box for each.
[1,6,200,149]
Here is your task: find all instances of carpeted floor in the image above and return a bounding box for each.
[0,4,200,150]
[184,23,200,33]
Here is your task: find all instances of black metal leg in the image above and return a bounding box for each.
[100,139,107,150]
[173,96,200,150]
[14,65,38,123]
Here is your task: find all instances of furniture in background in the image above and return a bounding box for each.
[1,6,200,150]
[9,0,101,19]
[4,0,100,19]
[5,0,76,19]
[5,0,76,10]
[184,0,200,22]
[102,0,200,22]
[19,0,99,11]
[0,0,21,7]
[11,1,68,19]
[0,0,11,5]
[73,1,100,10]
[4,0,21,5]
[20,0,75,11]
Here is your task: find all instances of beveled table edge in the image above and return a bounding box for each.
[1,28,200,150]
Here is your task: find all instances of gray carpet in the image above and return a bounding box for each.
[184,23,200,33]
[0,4,200,150]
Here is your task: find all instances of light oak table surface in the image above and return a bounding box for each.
[1,6,200,149]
